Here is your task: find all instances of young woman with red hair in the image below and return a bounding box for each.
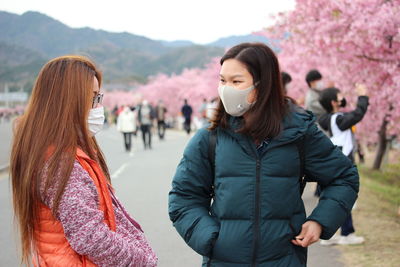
[10,55,157,266]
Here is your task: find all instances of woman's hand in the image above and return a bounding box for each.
[291,220,322,247]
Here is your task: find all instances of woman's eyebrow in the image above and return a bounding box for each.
[219,74,245,78]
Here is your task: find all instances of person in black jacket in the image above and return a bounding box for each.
[181,99,193,135]
[318,83,369,245]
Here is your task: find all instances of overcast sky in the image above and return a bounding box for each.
[1,0,296,44]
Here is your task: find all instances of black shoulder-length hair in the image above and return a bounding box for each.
[209,42,289,141]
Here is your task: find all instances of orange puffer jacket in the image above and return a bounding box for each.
[33,148,116,267]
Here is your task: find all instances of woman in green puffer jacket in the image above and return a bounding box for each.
[168,43,359,267]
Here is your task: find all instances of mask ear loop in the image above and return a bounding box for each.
[247,82,259,105]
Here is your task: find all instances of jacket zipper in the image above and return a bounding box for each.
[252,159,261,267]
[245,138,262,267]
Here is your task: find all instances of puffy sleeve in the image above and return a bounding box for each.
[303,123,359,239]
[168,128,220,256]
[40,161,157,267]
[336,96,369,131]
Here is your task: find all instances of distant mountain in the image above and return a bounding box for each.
[0,11,224,87]
[0,11,169,57]
[160,40,195,47]
[160,34,273,49]
[0,42,46,85]
[146,45,223,75]
[208,34,272,48]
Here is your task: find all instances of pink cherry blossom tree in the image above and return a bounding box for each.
[135,58,220,116]
[259,0,400,169]
[102,90,141,109]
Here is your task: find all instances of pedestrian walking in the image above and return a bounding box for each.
[10,56,157,266]
[138,99,154,149]
[206,97,219,121]
[305,70,330,197]
[181,99,193,135]
[305,69,326,119]
[112,105,119,124]
[155,100,167,140]
[317,83,369,245]
[199,98,209,128]
[117,105,137,153]
[168,43,359,266]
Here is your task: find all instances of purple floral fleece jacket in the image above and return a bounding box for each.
[40,161,158,267]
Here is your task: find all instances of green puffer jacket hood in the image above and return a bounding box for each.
[169,105,359,267]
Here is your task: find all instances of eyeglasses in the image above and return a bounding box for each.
[92,93,104,108]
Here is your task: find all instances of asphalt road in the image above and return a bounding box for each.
[0,120,13,170]
[0,125,343,266]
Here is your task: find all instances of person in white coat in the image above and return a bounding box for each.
[117,106,137,152]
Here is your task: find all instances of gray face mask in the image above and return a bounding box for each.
[218,84,256,117]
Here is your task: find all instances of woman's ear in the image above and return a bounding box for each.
[247,88,257,104]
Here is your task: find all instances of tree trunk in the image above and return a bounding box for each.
[373,118,389,170]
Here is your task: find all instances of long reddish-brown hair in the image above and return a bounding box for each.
[210,43,289,141]
[10,55,110,264]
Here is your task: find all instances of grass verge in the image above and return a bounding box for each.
[359,164,400,206]
[338,164,400,267]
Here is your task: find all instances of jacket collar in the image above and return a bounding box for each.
[221,103,315,157]
[76,147,94,162]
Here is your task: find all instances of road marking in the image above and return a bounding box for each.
[111,162,129,180]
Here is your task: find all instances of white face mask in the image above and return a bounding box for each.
[88,106,105,136]
[315,80,325,90]
[218,84,256,117]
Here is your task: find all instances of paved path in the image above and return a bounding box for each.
[0,120,13,170]
[0,125,343,266]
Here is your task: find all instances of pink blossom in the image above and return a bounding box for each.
[257,0,400,143]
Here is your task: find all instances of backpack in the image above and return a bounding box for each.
[208,130,308,196]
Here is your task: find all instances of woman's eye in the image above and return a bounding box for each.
[233,81,242,84]
[220,79,225,83]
